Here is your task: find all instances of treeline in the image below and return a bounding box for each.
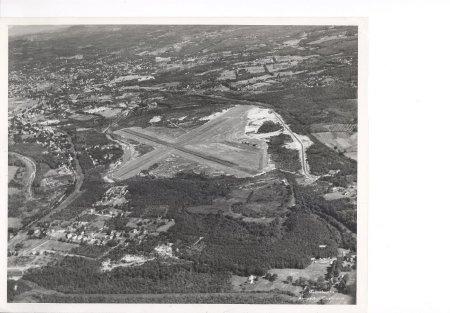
[125,173,239,215]
[306,136,357,178]
[23,208,342,295]
[35,292,299,304]
[267,134,302,172]
[9,143,61,169]
[257,121,283,133]
[70,129,123,169]
[293,184,357,234]
[248,84,357,133]
[167,208,339,276]
[7,279,30,302]
[23,257,231,295]
[50,168,108,221]
[70,244,110,259]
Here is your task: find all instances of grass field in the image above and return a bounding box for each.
[312,131,357,161]
[268,261,331,281]
[8,217,22,229]
[231,275,303,295]
[8,166,19,183]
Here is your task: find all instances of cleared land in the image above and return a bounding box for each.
[311,123,357,161]
[8,166,18,183]
[268,262,330,281]
[9,152,36,199]
[110,105,268,180]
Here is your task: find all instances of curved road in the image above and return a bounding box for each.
[9,152,36,199]
[8,133,84,250]
[189,92,315,179]
[273,112,314,179]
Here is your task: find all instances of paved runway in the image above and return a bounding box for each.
[111,105,266,180]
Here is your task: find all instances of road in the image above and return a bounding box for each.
[8,132,85,250]
[273,112,314,179]
[41,132,84,222]
[9,152,36,199]
[191,94,315,179]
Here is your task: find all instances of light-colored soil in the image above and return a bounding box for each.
[323,192,348,200]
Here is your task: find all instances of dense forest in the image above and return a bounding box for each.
[23,206,342,294]
[124,173,239,216]
[267,134,302,172]
[34,292,299,304]
[168,209,339,276]
[257,121,283,133]
[307,136,357,178]
[24,257,231,294]
[292,183,357,234]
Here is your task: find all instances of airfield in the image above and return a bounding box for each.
[109,105,270,180]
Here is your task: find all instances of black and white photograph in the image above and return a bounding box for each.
[5,22,363,306]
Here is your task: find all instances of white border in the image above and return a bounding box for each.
[0,17,368,313]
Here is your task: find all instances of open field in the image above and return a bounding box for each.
[268,262,331,281]
[231,275,303,295]
[8,166,19,183]
[8,217,22,229]
[110,105,268,180]
[8,98,38,114]
[312,131,357,161]
[8,153,36,199]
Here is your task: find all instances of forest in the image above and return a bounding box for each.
[267,134,302,172]
[290,182,357,240]
[124,173,240,216]
[22,205,343,294]
[307,136,357,178]
[23,257,231,294]
[257,120,283,133]
[166,207,339,276]
[34,292,299,304]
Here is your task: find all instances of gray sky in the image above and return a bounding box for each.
[8,25,71,37]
